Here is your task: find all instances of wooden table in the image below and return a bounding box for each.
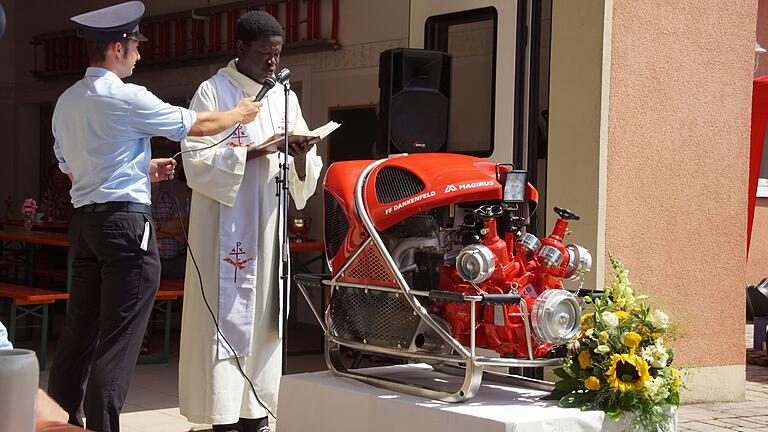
[0,227,68,247]
[0,228,70,288]
[1,219,70,232]
[289,240,324,253]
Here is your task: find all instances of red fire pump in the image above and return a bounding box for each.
[295,153,592,402]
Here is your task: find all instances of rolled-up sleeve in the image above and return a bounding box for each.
[51,113,71,174]
[129,87,197,141]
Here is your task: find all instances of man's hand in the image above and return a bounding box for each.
[35,389,69,431]
[149,158,177,182]
[233,98,262,124]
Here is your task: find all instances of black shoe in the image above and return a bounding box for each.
[240,416,269,432]
[212,422,242,432]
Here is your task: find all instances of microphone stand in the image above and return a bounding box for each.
[277,76,291,376]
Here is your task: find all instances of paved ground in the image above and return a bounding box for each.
[676,324,768,432]
[677,364,768,431]
[32,325,768,431]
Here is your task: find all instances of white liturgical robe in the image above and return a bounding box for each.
[178,59,322,425]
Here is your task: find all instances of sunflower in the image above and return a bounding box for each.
[606,353,651,392]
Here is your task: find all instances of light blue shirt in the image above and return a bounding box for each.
[53,67,197,207]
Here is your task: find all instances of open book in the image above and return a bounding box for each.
[255,120,341,151]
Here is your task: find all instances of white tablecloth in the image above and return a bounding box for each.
[276,363,652,432]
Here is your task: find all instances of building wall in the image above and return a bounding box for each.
[0,0,758,404]
[2,0,409,234]
[0,0,17,213]
[607,0,755,401]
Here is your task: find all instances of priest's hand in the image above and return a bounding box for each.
[149,158,177,182]
[273,135,318,158]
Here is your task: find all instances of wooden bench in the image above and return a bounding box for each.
[0,283,69,369]
[138,279,184,365]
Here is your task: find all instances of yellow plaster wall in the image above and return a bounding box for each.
[606,0,755,367]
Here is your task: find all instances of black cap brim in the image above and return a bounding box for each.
[127,30,148,42]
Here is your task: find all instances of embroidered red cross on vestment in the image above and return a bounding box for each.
[225,125,254,148]
[222,241,253,283]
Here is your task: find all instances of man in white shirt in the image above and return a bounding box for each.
[47,3,261,431]
[179,11,322,432]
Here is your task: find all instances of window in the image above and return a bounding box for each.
[425,7,498,157]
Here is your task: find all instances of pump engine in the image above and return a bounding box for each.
[296,153,592,402]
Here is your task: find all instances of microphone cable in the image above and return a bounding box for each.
[171,74,275,161]
[171,127,236,161]
[164,158,277,420]
[162,74,284,419]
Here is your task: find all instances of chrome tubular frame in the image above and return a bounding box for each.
[296,158,566,402]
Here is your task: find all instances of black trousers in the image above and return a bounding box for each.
[48,207,160,432]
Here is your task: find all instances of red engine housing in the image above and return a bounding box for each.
[322,153,580,359]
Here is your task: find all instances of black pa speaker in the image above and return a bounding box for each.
[377,48,452,156]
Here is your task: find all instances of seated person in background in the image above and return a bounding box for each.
[39,163,74,222]
[151,177,189,279]
[0,320,70,430]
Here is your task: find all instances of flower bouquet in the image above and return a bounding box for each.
[21,198,37,230]
[551,254,680,431]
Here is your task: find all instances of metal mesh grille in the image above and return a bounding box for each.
[329,286,420,348]
[324,189,349,260]
[375,167,425,204]
[344,243,395,283]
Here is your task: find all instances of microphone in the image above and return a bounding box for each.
[253,76,276,101]
[276,68,290,84]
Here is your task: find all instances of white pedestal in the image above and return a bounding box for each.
[277,364,609,432]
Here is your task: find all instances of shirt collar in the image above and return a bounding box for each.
[84,67,121,82]
[218,59,267,97]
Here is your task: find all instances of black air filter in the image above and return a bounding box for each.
[375,167,425,204]
[324,189,349,260]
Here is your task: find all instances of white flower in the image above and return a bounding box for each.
[652,350,669,368]
[601,311,619,328]
[644,376,670,402]
[566,339,580,351]
[640,347,654,363]
[640,343,669,368]
[594,344,611,354]
[648,309,670,329]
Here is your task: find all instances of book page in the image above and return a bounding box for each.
[254,121,341,151]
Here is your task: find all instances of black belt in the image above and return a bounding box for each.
[77,201,152,214]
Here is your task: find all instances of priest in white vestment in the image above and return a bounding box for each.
[178,11,322,432]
